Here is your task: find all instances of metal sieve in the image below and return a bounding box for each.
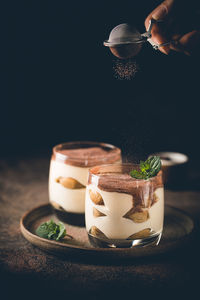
[104,19,171,59]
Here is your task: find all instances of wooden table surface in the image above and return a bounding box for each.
[1,156,200,299]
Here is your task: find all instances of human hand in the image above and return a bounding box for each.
[145,0,200,55]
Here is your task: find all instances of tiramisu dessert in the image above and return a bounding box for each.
[85,157,164,247]
[49,142,121,226]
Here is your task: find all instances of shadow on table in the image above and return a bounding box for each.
[42,226,200,266]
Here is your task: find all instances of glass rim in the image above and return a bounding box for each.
[52,141,121,163]
[88,163,162,182]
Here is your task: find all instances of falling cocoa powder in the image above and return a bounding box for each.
[113,58,139,80]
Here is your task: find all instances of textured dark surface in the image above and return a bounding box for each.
[1,156,200,299]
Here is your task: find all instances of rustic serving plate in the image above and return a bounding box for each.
[20,204,194,260]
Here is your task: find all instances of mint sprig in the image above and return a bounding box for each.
[130,156,161,180]
[36,219,66,241]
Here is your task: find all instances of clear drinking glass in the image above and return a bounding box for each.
[49,141,121,226]
[85,163,164,247]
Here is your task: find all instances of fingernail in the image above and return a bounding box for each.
[152,4,168,20]
[160,46,170,55]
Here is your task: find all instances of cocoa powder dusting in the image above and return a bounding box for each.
[52,147,121,167]
[89,164,163,210]
[113,59,139,80]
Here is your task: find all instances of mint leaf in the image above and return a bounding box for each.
[36,220,66,241]
[46,220,58,239]
[130,169,147,179]
[140,160,150,173]
[147,156,161,177]
[35,222,50,239]
[130,156,161,180]
[56,222,66,241]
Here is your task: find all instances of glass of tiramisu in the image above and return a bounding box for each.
[49,141,121,226]
[85,162,164,247]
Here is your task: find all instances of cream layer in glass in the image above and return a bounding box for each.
[85,164,164,245]
[49,142,122,218]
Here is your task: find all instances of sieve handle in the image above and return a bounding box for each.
[144,19,172,50]
[142,18,165,39]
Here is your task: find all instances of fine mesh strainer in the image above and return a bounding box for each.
[104,19,171,59]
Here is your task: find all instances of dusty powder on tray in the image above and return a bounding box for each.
[113,59,139,80]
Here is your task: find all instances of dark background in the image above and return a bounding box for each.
[0,0,199,161]
[1,2,200,299]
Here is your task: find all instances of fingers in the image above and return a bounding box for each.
[144,0,175,55]
[150,23,170,54]
[145,1,199,55]
[170,30,200,55]
[145,0,175,29]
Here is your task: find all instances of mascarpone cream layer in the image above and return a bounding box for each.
[85,184,164,239]
[49,160,89,213]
